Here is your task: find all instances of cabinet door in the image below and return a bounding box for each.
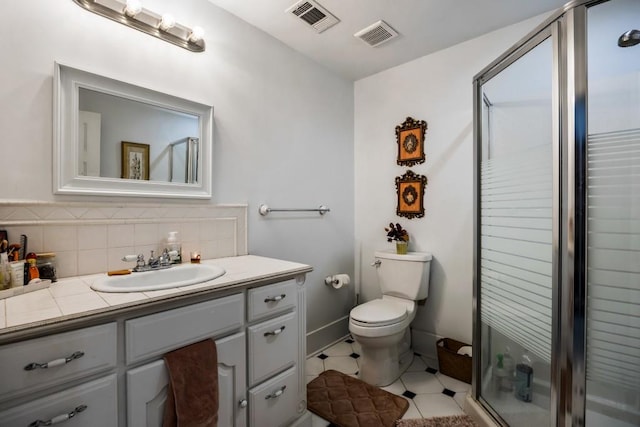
[127,332,247,427]
[0,374,117,427]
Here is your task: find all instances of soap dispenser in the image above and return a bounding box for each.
[166,231,182,264]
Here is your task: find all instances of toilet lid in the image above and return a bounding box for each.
[350,299,407,327]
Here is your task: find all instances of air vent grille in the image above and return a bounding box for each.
[354,20,399,47]
[286,0,339,33]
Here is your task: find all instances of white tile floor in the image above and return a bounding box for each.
[306,337,471,426]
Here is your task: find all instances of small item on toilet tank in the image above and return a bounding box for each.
[325,274,350,289]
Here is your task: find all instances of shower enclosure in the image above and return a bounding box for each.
[473,0,639,426]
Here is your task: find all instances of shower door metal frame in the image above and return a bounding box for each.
[472,1,598,426]
[472,22,562,426]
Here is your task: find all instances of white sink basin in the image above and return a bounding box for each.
[91,264,226,293]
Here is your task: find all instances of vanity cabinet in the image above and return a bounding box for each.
[0,271,308,427]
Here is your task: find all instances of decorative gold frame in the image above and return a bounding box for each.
[121,141,150,180]
[396,117,427,166]
[395,170,427,219]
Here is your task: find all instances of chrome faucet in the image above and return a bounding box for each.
[122,250,173,272]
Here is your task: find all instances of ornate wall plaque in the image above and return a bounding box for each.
[395,170,427,219]
[395,117,427,166]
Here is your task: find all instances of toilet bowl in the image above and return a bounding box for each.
[348,251,431,386]
[349,296,416,386]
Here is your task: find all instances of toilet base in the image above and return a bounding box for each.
[356,329,414,387]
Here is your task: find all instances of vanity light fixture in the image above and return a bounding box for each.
[72,0,205,52]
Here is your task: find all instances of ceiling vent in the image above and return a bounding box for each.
[354,20,398,47]
[286,0,340,33]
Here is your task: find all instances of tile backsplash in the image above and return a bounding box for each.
[0,201,247,279]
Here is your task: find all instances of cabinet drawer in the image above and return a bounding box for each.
[248,311,298,386]
[0,323,116,402]
[126,293,244,364]
[0,374,117,427]
[247,280,297,322]
[249,366,298,427]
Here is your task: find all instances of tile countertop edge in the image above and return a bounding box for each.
[0,255,312,342]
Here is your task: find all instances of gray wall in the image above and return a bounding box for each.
[0,0,354,353]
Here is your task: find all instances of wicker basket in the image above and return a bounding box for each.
[436,338,472,384]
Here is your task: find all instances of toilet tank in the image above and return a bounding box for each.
[375,251,432,300]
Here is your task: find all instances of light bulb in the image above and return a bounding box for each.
[159,13,176,31]
[188,26,204,42]
[124,0,142,17]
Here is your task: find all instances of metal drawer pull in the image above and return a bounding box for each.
[264,294,286,303]
[24,351,85,371]
[238,399,248,408]
[265,385,286,400]
[264,326,285,337]
[29,404,87,426]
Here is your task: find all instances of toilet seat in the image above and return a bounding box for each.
[350,299,407,327]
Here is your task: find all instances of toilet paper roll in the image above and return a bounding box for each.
[329,274,350,289]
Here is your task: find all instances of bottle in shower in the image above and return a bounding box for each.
[515,350,533,402]
[501,346,514,392]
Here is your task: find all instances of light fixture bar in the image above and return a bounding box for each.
[72,0,205,52]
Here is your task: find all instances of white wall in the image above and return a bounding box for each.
[354,14,550,360]
[0,0,354,353]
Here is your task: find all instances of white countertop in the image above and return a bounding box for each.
[0,255,311,337]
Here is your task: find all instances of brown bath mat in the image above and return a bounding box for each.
[307,369,409,427]
[396,415,478,427]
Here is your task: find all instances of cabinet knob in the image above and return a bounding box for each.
[238,399,248,408]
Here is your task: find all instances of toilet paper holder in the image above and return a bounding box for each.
[324,274,350,288]
[324,276,339,286]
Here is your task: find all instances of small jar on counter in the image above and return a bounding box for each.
[36,253,57,282]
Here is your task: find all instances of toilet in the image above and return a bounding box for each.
[349,250,432,386]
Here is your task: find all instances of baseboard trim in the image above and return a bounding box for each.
[306,315,350,355]
[411,329,442,368]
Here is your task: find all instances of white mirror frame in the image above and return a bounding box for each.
[53,62,213,199]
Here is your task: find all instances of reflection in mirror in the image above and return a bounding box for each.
[54,62,212,199]
[78,88,199,183]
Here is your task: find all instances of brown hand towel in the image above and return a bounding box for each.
[163,339,219,427]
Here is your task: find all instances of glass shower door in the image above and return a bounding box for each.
[476,32,555,426]
[584,0,640,425]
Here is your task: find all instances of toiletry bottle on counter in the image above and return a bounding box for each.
[0,250,10,290]
[515,351,533,402]
[166,231,182,264]
[26,252,39,283]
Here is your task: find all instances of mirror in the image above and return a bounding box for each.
[54,63,213,198]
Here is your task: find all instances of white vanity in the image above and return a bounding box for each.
[0,255,311,427]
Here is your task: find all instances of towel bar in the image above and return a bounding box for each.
[258,204,330,216]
